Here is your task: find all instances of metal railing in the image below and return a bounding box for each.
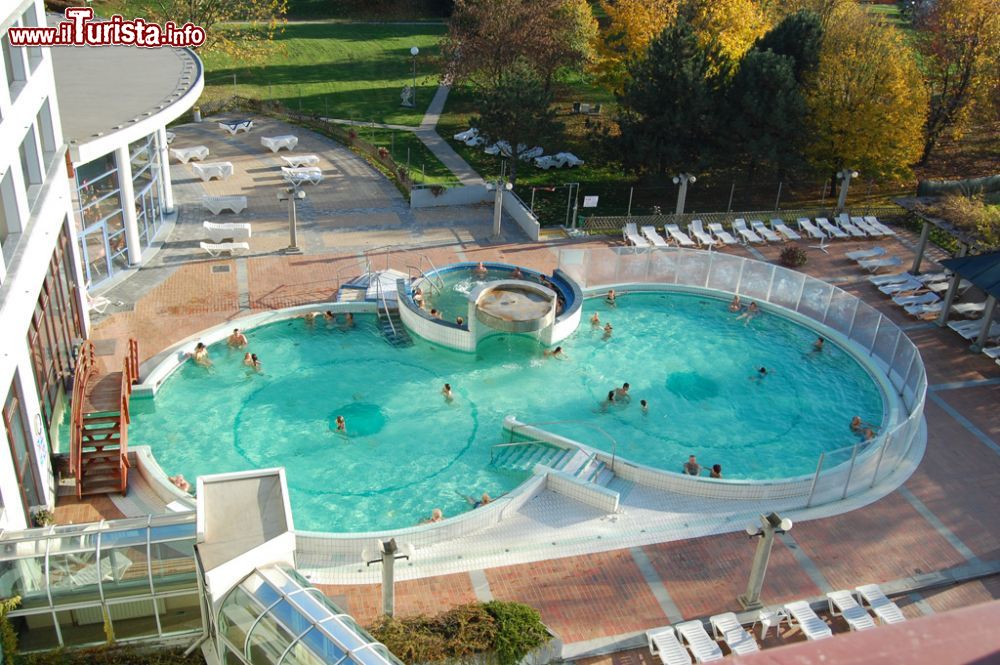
[555,247,927,508]
[489,438,564,464]
[508,419,620,472]
[373,275,397,338]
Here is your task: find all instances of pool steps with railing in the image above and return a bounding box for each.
[491,441,615,487]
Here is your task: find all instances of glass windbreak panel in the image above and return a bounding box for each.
[261,566,303,597]
[101,546,151,598]
[10,612,61,652]
[296,625,347,665]
[149,539,197,593]
[225,645,248,665]
[148,515,196,538]
[47,550,102,604]
[100,525,147,548]
[247,610,297,665]
[81,226,110,285]
[219,586,262,650]
[158,593,203,635]
[108,599,159,640]
[0,557,47,608]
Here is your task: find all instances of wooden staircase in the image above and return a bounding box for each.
[70,338,139,498]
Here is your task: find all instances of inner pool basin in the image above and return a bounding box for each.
[132,292,884,533]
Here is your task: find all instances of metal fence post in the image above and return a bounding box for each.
[765,265,777,303]
[806,453,825,507]
[841,443,860,499]
[627,187,634,218]
[869,431,892,488]
[774,182,782,211]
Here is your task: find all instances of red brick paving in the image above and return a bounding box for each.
[485,550,668,643]
[316,571,478,627]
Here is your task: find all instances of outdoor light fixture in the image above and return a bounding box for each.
[409,46,420,108]
[277,187,306,254]
[486,180,514,241]
[365,538,411,617]
[738,512,793,610]
[672,173,697,214]
[835,168,859,212]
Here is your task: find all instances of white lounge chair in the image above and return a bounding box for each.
[464,134,485,147]
[859,256,902,273]
[203,221,252,242]
[555,151,584,168]
[879,279,926,295]
[282,166,324,185]
[783,601,833,640]
[751,220,781,242]
[816,218,849,239]
[708,613,758,655]
[732,219,764,244]
[846,246,887,261]
[951,320,1000,340]
[855,584,906,625]
[771,219,801,241]
[281,154,320,168]
[797,218,826,240]
[675,621,724,663]
[666,224,697,247]
[642,226,670,247]
[688,220,717,247]
[646,627,693,665]
[836,213,867,238]
[453,128,478,142]
[170,145,209,163]
[892,292,938,307]
[200,241,249,257]
[707,223,739,245]
[952,301,987,317]
[533,155,561,170]
[869,272,912,286]
[982,346,1000,359]
[925,278,972,294]
[905,299,982,318]
[905,301,943,317]
[851,216,883,236]
[826,590,876,631]
[483,141,509,156]
[191,161,234,182]
[261,135,298,152]
[518,146,544,162]
[219,119,253,135]
[623,222,651,248]
[864,216,897,236]
[202,195,248,215]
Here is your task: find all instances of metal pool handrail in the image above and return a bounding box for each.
[489,438,571,464]
[510,419,620,471]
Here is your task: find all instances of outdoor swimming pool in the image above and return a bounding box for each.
[420,266,565,322]
[132,292,883,533]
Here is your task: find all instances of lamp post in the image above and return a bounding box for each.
[486,179,513,241]
[835,168,859,212]
[672,173,697,215]
[365,539,410,617]
[737,512,794,610]
[409,46,419,108]
[276,186,306,254]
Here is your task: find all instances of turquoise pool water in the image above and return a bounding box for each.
[422,267,533,322]
[132,292,883,533]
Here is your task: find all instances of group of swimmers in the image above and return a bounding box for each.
[601,382,649,414]
[304,311,355,329]
[682,455,723,478]
[729,295,761,324]
[850,415,879,441]
[420,491,493,524]
[189,328,262,372]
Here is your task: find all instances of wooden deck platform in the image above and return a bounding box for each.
[82,371,124,413]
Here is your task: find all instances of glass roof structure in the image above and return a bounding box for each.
[218,564,403,665]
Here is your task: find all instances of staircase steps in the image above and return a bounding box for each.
[491,442,574,472]
[337,287,367,303]
[380,311,413,347]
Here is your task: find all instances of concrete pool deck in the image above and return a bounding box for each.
[63,118,1000,659]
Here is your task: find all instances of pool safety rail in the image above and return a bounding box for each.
[0,513,202,651]
[556,246,926,507]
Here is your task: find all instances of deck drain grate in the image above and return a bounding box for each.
[212,265,231,274]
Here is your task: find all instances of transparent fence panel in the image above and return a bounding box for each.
[769,268,805,310]
[677,251,710,287]
[824,290,858,336]
[101,544,151,598]
[585,250,619,287]
[796,277,834,321]
[706,252,743,294]
[557,249,586,287]
[849,303,881,352]
[617,251,651,284]
[48,549,102,604]
[648,249,679,283]
[0,557,47,609]
[736,260,773,301]
[888,342,916,394]
[149,537,196,593]
[871,322,901,367]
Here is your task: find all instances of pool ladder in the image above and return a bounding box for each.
[373,277,413,347]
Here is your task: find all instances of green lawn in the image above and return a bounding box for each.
[199,23,446,126]
[364,127,459,185]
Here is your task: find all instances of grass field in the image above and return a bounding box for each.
[199,23,447,127]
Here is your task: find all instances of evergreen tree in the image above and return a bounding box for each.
[754,9,823,82]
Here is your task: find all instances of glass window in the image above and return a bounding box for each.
[21,7,43,71]
[108,599,159,640]
[19,126,44,195]
[219,586,262,651]
[295,625,348,665]
[101,545,152,599]
[0,171,21,264]
[158,593,202,635]
[149,538,196,593]
[3,376,43,516]
[2,34,26,98]
[247,610,297,664]
[36,99,58,167]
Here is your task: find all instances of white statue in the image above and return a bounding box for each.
[400,85,414,108]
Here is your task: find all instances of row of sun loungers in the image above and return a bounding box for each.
[645,584,905,663]
[452,129,584,169]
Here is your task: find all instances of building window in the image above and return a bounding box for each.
[2,33,27,100]
[3,375,44,518]
[75,154,127,286]
[131,133,164,249]
[19,127,44,202]
[20,6,43,72]
[36,99,58,168]
[0,171,21,266]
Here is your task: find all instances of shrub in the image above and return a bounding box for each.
[430,185,446,197]
[377,146,390,159]
[919,194,1000,250]
[779,245,808,268]
[15,645,205,664]
[30,509,54,528]
[483,601,549,665]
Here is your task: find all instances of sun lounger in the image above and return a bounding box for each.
[202,195,248,215]
[797,218,826,240]
[518,146,544,161]
[281,154,321,168]
[646,627,693,665]
[708,222,739,245]
[878,278,926,295]
[642,226,670,247]
[170,145,209,163]
[555,151,584,168]
[282,166,324,185]
[859,256,902,273]
[732,219,764,244]
[219,119,253,135]
[200,241,249,257]
[484,141,508,156]
[709,613,758,655]
[983,346,1000,359]
[892,291,938,307]
[952,320,1000,340]
[952,301,987,317]
[666,224,697,247]
[261,135,298,152]
[453,128,478,142]
[464,134,485,147]
[847,246,887,261]
[826,590,876,631]
[191,161,234,182]
[869,272,912,286]
[910,300,986,318]
[203,221,252,242]
[905,302,942,317]
[836,214,867,238]
[533,155,561,170]
[864,216,897,236]
[771,219,801,240]
[688,220,716,247]
[675,621,724,663]
[851,216,882,236]
[855,584,906,625]
[816,217,849,239]
[784,601,833,640]
[750,220,781,242]
[925,278,972,294]
[623,222,651,248]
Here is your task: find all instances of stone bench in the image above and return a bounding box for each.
[192,161,234,182]
[202,195,247,215]
[170,145,209,163]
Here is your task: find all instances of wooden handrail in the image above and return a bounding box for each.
[70,340,96,478]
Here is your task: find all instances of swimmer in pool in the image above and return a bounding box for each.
[590,312,601,327]
[343,313,355,329]
[456,316,465,326]
[736,302,759,324]
[510,266,523,279]
[614,382,631,401]
[750,366,768,383]
[603,323,613,340]
[303,311,320,325]
[243,352,261,372]
[335,415,346,432]
[227,328,248,347]
[464,492,492,508]
[729,295,742,312]
[442,383,454,402]
[600,390,616,411]
[191,342,212,368]
[606,289,617,306]
[640,399,648,414]
[543,346,565,359]
[420,508,444,524]
[473,262,488,278]
[710,464,722,479]
[813,336,825,352]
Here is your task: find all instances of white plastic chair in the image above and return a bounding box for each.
[646,627,693,665]
[642,226,670,247]
[732,219,764,244]
[750,220,781,242]
[826,590,876,631]
[783,600,833,640]
[709,613,758,655]
[771,219,801,240]
[675,621,724,662]
[200,241,249,257]
[855,584,907,625]
[666,224,697,247]
[688,220,716,247]
[623,222,651,248]
[816,217,848,239]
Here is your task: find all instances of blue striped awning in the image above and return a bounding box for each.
[940,251,1000,301]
